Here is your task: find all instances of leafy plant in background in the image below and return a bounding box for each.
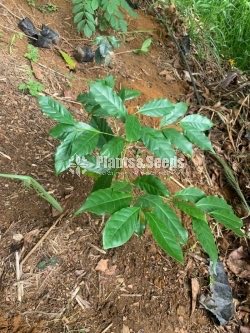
[38,75,244,266]
[19,79,44,97]
[24,45,39,62]
[72,0,137,37]
[93,35,120,65]
[0,174,63,212]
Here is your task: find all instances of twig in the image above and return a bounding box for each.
[15,251,23,302]
[21,211,68,266]
[101,323,113,333]
[37,62,69,79]
[0,23,37,41]
[0,2,22,20]
[169,176,185,189]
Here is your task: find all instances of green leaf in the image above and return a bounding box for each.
[174,187,206,203]
[160,102,188,126]
[146,212,184,263]
[138,99,174,117]
[196,196,234,213]
[111,181,132,192]
[184,130,214,151]
[125,114,141,142]
[174,200,205,220]
[90,115,113,147]
[192,218,218,264]
[54,135,74,174]
[134,175,169,196]
[92,173,114,192]
[38,96,76,125]
[180,114,213,131]
[49,123,75,140]
[141,127,176,159]
[75,188,132,216]
[59,50,77,70]
[100,137,125,158]
[162,128,193,156]
[210,210,244,236]
[135,38,152,54]
[90,82,127,119]
[118,88,141,101]
[71,124,100,156]
[138,195,188,245]
[103,207,140,249]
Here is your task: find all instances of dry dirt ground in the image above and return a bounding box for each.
[0,1,249,333]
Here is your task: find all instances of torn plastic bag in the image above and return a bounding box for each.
[74,46,95,63]
[18,17,39,38]
[18,18,59,48]
[200,261,234,325]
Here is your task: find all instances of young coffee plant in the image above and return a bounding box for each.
[38,76,244,266]
[72,0,137,37]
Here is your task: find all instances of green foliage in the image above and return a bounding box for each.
[38,75,245,266]
[72,0,137,37]
[19,79,44,96]
[94,35,120,65]
[0,173,63,212]
[38,3,58,13]
[25,45,39,63]
[172,0,250,70]
[134,38,152,54]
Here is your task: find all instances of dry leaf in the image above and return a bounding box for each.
[191,278,200,315]
[31,64,44,81]
[24,229,40,243]
[95,259,108,272]
[159,70,175,81]
[227,247,250,280]
[105,265,117,276]
[13,234,23,242]
[122,324,130,333]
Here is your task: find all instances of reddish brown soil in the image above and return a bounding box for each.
[0,1,248,333]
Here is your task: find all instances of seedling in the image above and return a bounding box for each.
[72,0,137,37]
[116,38,153,55]
[0,174,63,212]
[24,44,39,63]
[19,79,44,97]
[37,75,245,266]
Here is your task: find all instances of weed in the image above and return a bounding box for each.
[24,44,39,62]
[19,79,44,96]
[26,0,36,6]
[38,3,58,13]
[38,75,245,266]
[171,0,250,70]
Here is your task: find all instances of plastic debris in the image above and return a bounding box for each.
[18,17,59,48]
[74,46,95,63]
[200,261,234,325]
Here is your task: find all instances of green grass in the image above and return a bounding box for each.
[171,0,250,70]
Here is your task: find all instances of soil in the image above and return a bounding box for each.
[0,1,249,333]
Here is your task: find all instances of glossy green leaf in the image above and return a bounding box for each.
[103,207,140,249]
[196,196,234,213]
[125,114,141,142]
[138,99,174,117]
[138,195,188,245]
[141,127,175,159]
[174,187,206,203]
[111,181,132,192]
[75,188,132,216]
[162,128,193,156]
[174,200,205,220]
[134,175,169,196]
[160,102,188,126]
[146,212,184,263]
[210,210,244,236]
[90,82,127,119]
[180,114,213,131]
[100,137,125,158]
[118,88,141,101]
[38,96,76,125]
[192,218,218,263]
[184,130,214,151]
